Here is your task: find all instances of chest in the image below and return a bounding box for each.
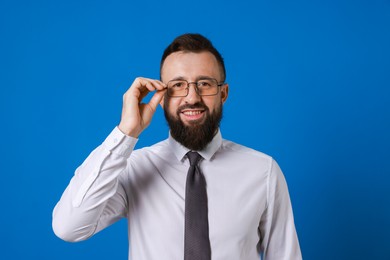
[129,160,268,240]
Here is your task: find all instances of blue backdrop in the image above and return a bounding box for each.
[1,0,389,259]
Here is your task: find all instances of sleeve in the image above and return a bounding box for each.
[52,127,138,242]
[258,159,302,260]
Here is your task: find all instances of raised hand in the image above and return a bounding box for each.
[118,77,166,138]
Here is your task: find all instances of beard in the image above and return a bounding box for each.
[164,101,223,151]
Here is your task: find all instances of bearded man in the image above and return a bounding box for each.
[53,33,302,260]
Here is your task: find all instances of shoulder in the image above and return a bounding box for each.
[216,139,275,171]
[220,139,273,160]
[124,139,172,179]
[131,138,170,158]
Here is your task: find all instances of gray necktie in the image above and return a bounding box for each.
[184,152,211,260]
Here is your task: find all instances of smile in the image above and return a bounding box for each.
[182,110,204,116]
[180,109,206,122]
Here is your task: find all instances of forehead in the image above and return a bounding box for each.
[161,51,221,81]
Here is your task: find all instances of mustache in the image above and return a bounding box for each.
[177,102,209,114]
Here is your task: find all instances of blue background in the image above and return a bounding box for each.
[1,0,389,259]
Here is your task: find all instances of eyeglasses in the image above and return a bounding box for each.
[166,78,224,97]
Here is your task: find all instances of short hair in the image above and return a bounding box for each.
[160,33,226,81]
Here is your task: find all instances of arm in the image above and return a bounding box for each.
[52,128,136,241]
[258,160,302,259]
[52,78,166,242]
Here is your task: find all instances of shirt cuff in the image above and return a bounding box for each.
[102,127,138,157]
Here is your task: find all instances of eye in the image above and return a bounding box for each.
[197,80,212,88]
[170,81,186,88]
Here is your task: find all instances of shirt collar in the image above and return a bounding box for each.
[168,129,222,162]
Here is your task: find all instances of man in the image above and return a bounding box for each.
[53,33,302,260]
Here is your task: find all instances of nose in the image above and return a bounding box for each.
[184,83,201,104]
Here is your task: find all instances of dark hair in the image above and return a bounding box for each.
[160,33,226,81]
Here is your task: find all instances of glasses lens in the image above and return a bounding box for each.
[167,78,220,97]
[197,79,218,96]
[167,80,188,97]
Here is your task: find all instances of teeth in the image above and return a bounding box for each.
[183,110,202,116]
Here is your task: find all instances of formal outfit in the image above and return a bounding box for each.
[52,127,302,260]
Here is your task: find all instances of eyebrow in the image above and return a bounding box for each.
[169,75,215,81]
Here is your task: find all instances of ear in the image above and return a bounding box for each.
[220,84,229,104]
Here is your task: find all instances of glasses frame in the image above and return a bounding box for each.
[166,78,225,98]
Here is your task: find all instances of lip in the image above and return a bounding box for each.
[180,109,205,122]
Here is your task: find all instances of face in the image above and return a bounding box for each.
[161,51,229,150]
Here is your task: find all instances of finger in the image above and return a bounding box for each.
[148,89,166,111]
[138,77,166,91]
[139,81,166,95]
[124,79,152,101]
[141,80,157,92]
[149,79,167,90]
[140,89,166,125]
[124,78,166,105]
[126,78,154,96]
[136,79,166,101]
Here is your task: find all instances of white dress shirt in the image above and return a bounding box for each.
[52,127,302,260]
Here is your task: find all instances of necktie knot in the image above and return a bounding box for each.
[187,151,202,166]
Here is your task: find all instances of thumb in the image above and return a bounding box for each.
[148,89,166,112]
[140,89,166,126]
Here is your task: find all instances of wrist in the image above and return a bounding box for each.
[118,123,141,138]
